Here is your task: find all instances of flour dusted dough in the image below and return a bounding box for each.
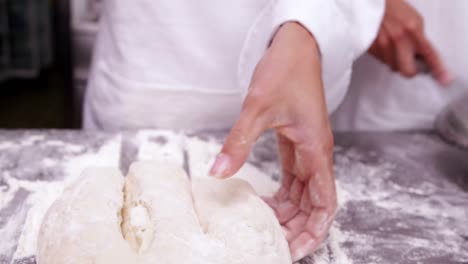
[37,162,291,264]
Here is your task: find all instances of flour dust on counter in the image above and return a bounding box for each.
[333,133,468,264]
[2,130,468,264]
[0,131,122,264]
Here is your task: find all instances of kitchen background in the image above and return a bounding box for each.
[0,0,101,128]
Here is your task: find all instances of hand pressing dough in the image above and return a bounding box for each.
[37,162,291,264]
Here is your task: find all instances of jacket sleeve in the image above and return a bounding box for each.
[237,0,385,113]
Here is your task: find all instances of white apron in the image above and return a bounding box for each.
[332,0,468,131]
[83,0,384,131]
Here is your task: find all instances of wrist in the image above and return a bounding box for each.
[272,22,321,61]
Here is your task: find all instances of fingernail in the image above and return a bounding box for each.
[292,241,316,262]
[440,71,454,87]
[209,153,231,179]
[291,236,317,262]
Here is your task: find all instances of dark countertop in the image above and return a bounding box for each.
[0,130,467,264]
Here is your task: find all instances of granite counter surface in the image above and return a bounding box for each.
[0,130,467,264]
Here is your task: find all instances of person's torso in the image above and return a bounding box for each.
[331,0,468,131]
[85,0,269,131]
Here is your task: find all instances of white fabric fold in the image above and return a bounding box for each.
[238,0,384,113]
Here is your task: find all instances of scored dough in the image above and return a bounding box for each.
[37,162,291,264]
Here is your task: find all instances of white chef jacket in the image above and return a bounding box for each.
[83,0,384,131]
[331,0,468,131]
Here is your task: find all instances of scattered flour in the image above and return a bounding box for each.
[7,178,64,261]
[0,134,122,261]
[135,130,185,167]
[333,145,468,263]
[62,135,122,181]
[2,132,355,264]
[301,226,353,264]
[4,131,466,264]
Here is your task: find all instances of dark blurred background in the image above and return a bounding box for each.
[0,0,101,128]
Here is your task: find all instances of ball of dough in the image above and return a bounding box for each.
[37,162,291,264]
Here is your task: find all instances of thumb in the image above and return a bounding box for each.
[209,95,271,179]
